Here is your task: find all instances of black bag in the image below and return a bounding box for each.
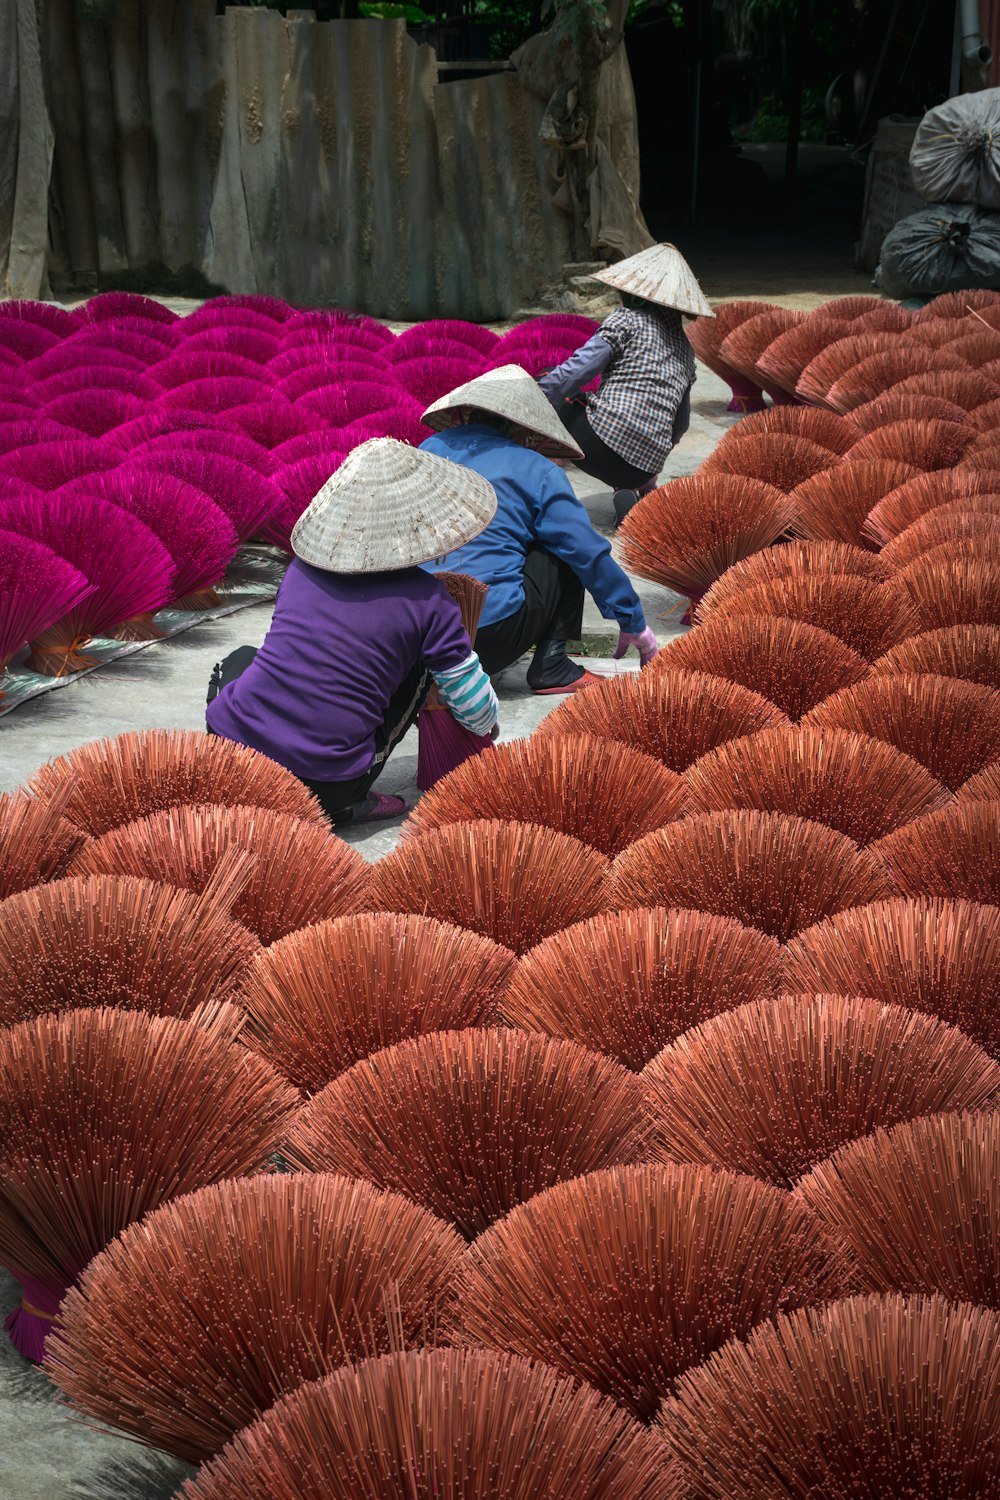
[875,203,1000,299]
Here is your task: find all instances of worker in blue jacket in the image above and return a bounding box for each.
[420,365,657,694]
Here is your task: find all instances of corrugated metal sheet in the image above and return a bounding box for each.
[2,3,648,316]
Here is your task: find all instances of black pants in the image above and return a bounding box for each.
[206,646,429,825]
[475,546,585,676]
[558,389,692,491]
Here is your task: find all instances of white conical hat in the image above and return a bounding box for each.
[422,365,585,462]
[592,243,714,318]
[290,438,497,574]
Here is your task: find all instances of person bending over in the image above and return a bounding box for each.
[206,439,499,825]
[539,242,713,526]
[419,366,657,694]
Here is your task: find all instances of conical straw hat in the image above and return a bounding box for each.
[591,243,714,318]
[291,438,497,574]
[422,365,585,462]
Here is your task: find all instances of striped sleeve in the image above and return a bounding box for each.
[431,651,499,737]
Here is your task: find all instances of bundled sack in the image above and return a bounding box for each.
[875,204,1000,299]
[910,89,1000,210]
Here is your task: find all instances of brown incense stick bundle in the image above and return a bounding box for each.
[371,819,609,953]
[790,460,917,546]
[503,906,781,1070]
[803,672,1000,790]
[870,800,1000,905]
[47,1174,464,1464]
[178,1348,677,1500]
[68,801,371,944]
[699,541,894,619]
[846,417,975,471]
[782,895,1000,1055]
[892,545,1000,633]
[880,495,1000,568]
[796,333,900,406]
[847,392,968,432]
[28,729,325,835]
[718,307,803,391]
[755,316,843,397]
[285,1028,647,1238]
[450,1162,844,1420]
[0,1006,296,1361]
[683,725,951,845]
[658,1294,1000,1499]
[871,624,1000,694]
[0,874,258,1027]
[652,617,870,721]
[609,811,892,942]
[864,466,1000,543]
[403,734,688,857]
[644,995,1000,1187]
[536,668,788,772]
[0,785,85,901]
[825,351,962,414]
[890,367,1000,411]
[238,912,515,1092]
[718,404,854,453]
[703,572,918,660]
[701,433,837,492]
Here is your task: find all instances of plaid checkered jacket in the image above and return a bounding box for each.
[585,306,695,471]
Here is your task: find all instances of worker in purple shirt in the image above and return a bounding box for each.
[539,242,714,527]
[420,366,657,694]
[205,439,499,825]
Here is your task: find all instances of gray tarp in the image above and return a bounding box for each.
[910,88,1000,211]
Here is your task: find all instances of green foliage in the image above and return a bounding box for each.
[359,1,431,17]
[739,85,828,143]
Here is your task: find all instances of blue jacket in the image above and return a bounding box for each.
[419,425,646,633]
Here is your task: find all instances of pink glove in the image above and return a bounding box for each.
[613,626,658,667]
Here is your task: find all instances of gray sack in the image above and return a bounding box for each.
[910,89,1000,211]
[875,203,1000,299]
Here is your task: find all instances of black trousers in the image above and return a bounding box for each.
[206,646,429,825]
[558,389,692,491]
[475,547,585,676]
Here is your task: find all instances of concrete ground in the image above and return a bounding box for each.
[0,367,736,1498]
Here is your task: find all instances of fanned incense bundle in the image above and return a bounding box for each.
[880,496,1000,568]
[819,295,885,320]
[958,761,1000,803]
[68,802,371,945]
[29,729,325,835]
[864,466,1000,543]
[157,375,282,417]
[954,430,1000,472]
[609,811,891,942]
[825,350,962,415]
[220,400,325,450]
[790,460,917,546]
[947,329,1000,368]
[685,300,774,411]
[394,317,503,356]
[871,623,1000,690]
[238,912,515,1092]
[407,734,687,857]
[0,873,258,1028]
[285,1028,646,1238]
[180,325,281,363]
[703,572,918,661]
[394,354,490,405]
[150,349,277,387]
[755,316,845,397]
[796,334,900,406]
[847,391,969,432]
[658,1295,1000,1499]
[616,473,796,611]
[653,616,870,720]
[718,404,854,453]
[536,668,789,772]
[852,303,916,333]
[47,1174,464,1463]
[0,490,175,671]
[185,294,291,326]
[0,1007,295,1361]
[0,299,81,335]
[644,995,1000,1187]
[968,394,1000,430]
[718,308,803,395]
[371,819,609,953]
[893,547,1000,632]
[128,450,285,541]
[870,800,1000,905]
[45,388,150,437]
[782,895,1000,1054]
[890,367,1000,410]
[0,786,85,900]
[683,725,951,845]
[81,290,179,324]
[503,907,781,1070]
[417,571,493,792]
[701,433,838,492]
[0,529,94,684]
[177,1348,675,1500]
[699,540,894,619]
[846,417,976,470]
[0,437,121,491]
[803,672,1000,790]
[796,1112,1000,1304]
[451,1162,843,1419]
[918,288,1000,318]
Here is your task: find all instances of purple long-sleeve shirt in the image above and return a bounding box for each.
[206,558,471,780]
